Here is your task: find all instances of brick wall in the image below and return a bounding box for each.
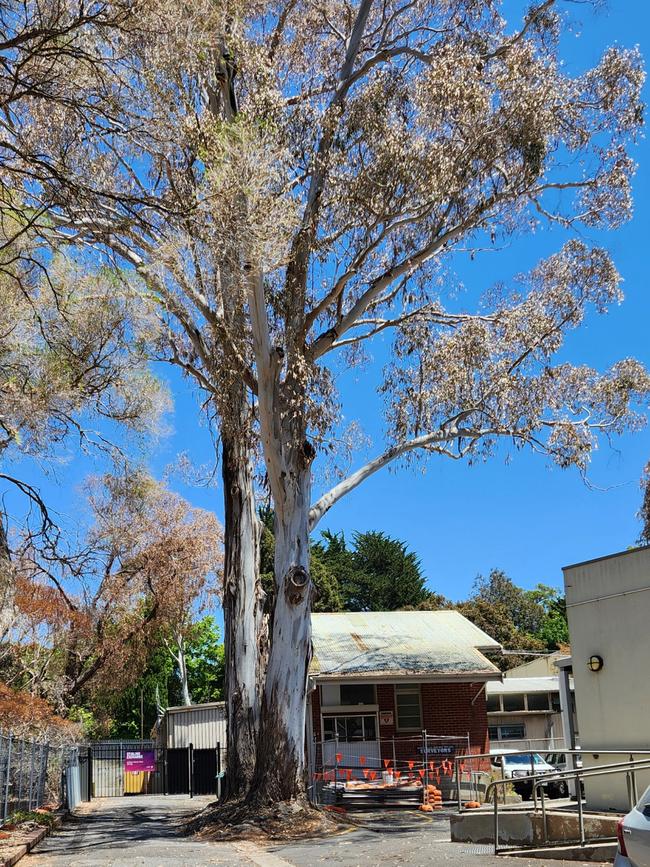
[421,682,488,752]
[310,680,489,755]
[309,680,489,794]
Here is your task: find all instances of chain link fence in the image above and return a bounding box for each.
[0,730,77,824]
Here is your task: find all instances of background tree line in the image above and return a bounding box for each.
[2,488,569,741]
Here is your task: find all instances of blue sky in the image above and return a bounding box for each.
[13,1,650,608]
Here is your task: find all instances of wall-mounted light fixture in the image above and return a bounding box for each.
[588,654,604,672]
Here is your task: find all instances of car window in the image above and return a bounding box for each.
[558,754,565,764]
[636,785,650,811]
[505,754,547,766]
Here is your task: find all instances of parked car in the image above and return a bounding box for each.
[615,784,650,867]
[545,751,583,798]
[489,750,558,800]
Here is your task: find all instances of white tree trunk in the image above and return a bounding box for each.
[222,429,267,798]
[250,459,312,803]
[174,632,192,706]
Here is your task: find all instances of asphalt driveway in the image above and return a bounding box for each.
[26,796,612,867]
[25,795,252,867]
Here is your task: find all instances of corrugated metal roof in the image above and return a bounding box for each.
[486,676,574,694]
[310,611,501,680]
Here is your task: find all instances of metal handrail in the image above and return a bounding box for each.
[484,757,650,855]
[454,747,650,812]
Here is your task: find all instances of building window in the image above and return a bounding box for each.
[395,684,422,730]
[526,693,550,712]
[339,684,376,706]
[486,695,501,713]
[551,693,561,713]
[322,715,377,741]
[503,693,525,712]
[321,683,377,707]
[489,724,526,741]
[500,724,525,740]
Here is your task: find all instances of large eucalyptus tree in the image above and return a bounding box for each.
[4,0,649,805]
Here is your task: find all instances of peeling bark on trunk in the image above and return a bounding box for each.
[249,459,312,804]
[222,429,267,799]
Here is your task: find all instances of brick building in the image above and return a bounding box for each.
[308,611,501,791]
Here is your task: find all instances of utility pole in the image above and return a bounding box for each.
[140,688,144,742]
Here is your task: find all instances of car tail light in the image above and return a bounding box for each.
[617,818,628,857]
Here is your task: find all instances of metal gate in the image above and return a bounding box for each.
[165,745,221,796]
[90,741,165,797]
[88,741,221,798]
[166,747,189,795]
[193,747,219,795]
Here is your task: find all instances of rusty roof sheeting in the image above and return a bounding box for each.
[310,610,501,679]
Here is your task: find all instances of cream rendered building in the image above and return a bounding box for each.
[563,545,650,811]
[486,652,575,750]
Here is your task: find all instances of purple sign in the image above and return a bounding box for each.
[124,750,156,773]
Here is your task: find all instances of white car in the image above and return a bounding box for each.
[490,750,558,800]
[545,751,583,798]
[615,784,650,867]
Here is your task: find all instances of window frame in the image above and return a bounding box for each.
[394,684,423,732]
[489,723,526,741]
[486,694,502,713]
[339,683,377,706]
[322,713,378,742]
[526,692,551,712]
[320,683,379,710]
[502,693,526,713]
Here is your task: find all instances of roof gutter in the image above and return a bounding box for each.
[311,670,502,684]
[166,701,225,713]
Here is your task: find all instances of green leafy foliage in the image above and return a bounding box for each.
[310,555,344,613]
[472,570,546,635]
[106,642,175,739]
[183,616,225,705]
[9,811,56,828]
[458,570,569,670]
[533,590,570,649]
[313,529,437,611]
[103,616,225,738]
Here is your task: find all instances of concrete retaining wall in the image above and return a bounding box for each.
[450,809,620,848]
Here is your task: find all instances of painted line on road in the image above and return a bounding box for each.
[232,840,295,867]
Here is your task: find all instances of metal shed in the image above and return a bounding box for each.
[157,701,226,751]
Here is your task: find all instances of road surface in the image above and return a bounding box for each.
[26,796,611,866]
